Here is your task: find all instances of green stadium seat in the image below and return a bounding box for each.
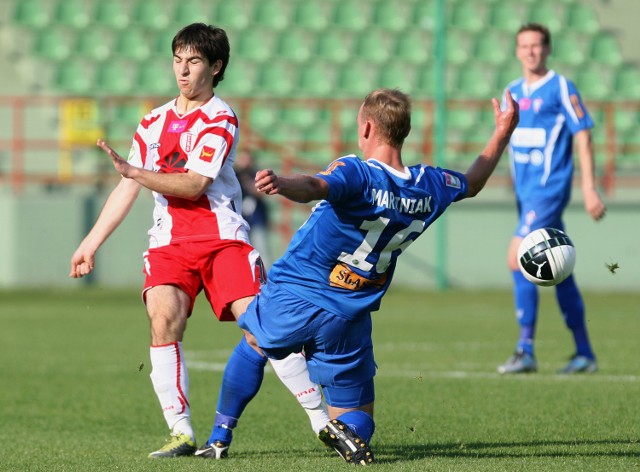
[619,127,640,165]
[281,106,320,132]
[221,58,259,97]
[114,29,152,61]
[247,102,280,132]
[105,102,144,143]
[565,4,600,35]
[589,33,623,67]
[54,59,94,95]
[495,62,523,90]
[353,29,393,65]
[96,61,136,95]
[371,1,411,32]
[236,28,276,63]
[445,31,471,65]
[412,0,436,31]
[276,28,314,64]
[612,64,640,100]
[131,0,170,31]
[455,63,494,99]
[93,0,130,30]
[446,108,479,132]
[526,2,564,34]
[449,2,484,33]
[153,29,175,57]
[473,31,511,66]
[257,60,297,97]
[551,32,587,68]
[12,0,50,29]
[302,121,335,163]
[332,0,372,32]
[614,108,640,134]
[253,0,292,31]
[296,61,339,98]
[113,102,149,126]
[486,2,523,34]
[75,27,114,62]
[53,0,90,29]
[173,0,207,27]
[315,30,354,64]
[292,1,332,32]
[336,61,378,98]
[136,59,175,97]
[212,1,253,31]
[394,29,432,66]
[33,28,72,61]
[574,65,612,100]
[378,62,417,94]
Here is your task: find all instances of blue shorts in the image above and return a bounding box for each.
[515,197,567,238]
[238,282,377,390]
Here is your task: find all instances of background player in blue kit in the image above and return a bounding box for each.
[234,88,519,464]
[497,24,607,376]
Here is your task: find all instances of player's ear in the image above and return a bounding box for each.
[363,121,372,139]
[212,59,222,76]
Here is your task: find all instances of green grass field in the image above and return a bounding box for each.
[2,287,638,471]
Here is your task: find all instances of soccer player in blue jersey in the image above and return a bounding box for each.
[497,23,606,375]
[232,88,519,464]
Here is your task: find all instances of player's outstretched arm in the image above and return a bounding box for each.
[97,139,211,201]
[255,169,329,203]
[69,177,141,278]
[464,90,519,197]
[574,129,606,221]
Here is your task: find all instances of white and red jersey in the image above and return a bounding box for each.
[127,95,249,248]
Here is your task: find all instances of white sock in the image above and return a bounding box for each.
[149,342,195,441]
[269,353,330,434]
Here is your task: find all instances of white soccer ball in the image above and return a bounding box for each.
[517,228,576,287]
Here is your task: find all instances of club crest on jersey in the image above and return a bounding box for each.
[444,172,461,189]
[180,132,196,153]
[199,146,216,162]
[533,98,543,113]
[319,160,345,175]
[168,120,188,133]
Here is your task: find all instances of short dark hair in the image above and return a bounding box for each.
[517,23,551,48]
[362,88,412,148]
[172,23,230,87]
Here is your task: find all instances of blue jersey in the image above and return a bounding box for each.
[268,156,468,321]
[504,70,593,205]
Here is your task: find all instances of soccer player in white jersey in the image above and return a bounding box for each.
[497,23,606,376]
[230,88,519,464]
[70,23,327,459]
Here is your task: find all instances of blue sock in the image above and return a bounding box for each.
[513,270,538,355]
[556,275,594,359]
[208,337,267,445]
[337,410,375,444]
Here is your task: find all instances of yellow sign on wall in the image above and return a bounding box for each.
[60,99,103,145]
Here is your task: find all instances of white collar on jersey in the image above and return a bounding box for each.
[366,158,411,180]
[522,70,556,96]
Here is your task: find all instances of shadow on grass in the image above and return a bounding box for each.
[373,439,640,463]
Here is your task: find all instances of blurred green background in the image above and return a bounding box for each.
[0,0,638,290]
